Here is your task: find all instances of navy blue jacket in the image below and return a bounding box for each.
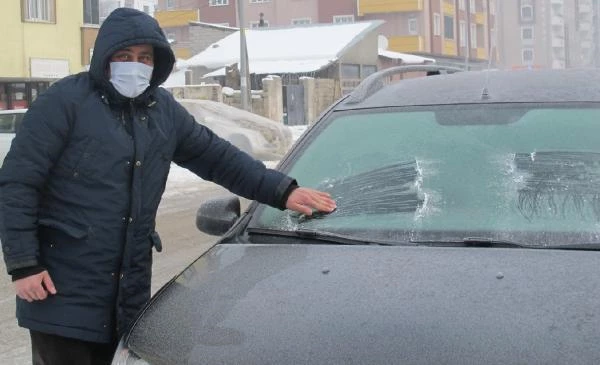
[0,8,294,343]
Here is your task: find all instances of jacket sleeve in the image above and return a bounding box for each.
[168,95,295,209]
[0,82,73,275]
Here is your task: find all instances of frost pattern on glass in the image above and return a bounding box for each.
[512,151,600,221]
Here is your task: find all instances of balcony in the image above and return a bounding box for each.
[358,0,423,15]
[443,2,455,15]
[579,22,592,32]
[154,10,199,28]
[475,12,486,24]
[552,38,565,47]
[476,47,488,59]
[388,35,424,53]
[551,15,564,26]
[443,39,457,56]
[579,3,593,13]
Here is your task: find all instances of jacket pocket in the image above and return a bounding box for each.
[149,231,162,252]
[73,138,102,178]
[38,218,88,239]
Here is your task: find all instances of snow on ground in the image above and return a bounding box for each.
[163,125,308,198]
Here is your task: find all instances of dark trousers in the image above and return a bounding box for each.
[30,330,119,365]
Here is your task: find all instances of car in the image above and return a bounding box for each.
[177,98,293,161]
[0,109,26,167]
[112,66,600,365]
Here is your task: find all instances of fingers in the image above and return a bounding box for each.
[286,187,337,215]
[289,201,313,216]
[42,272,57,295]
[14,271,56,302]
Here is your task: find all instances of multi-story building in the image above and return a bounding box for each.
[155,0,361,28]
[357,0,496,69]
[100,0,157,21]
[595,0,600,67]
[157,0,237,26]
[317,0,356,24]
[157,1,495,67]
[496,0,600,69]
[0,0,100,110]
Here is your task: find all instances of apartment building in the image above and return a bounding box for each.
[100,0,157,21]
[157,0,237,25]
[317,0,356,24]
[356,0,495,69]
[157,1,495,67]
[156,0,320,28]
[0,0,99,109]
[497,0,600,69]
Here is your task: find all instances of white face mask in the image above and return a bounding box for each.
[109,62,154,98]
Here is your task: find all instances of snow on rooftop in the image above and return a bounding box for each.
[378,49,436,64]
[203,59,334,77]
[189,21,239,31]
[179,21,383,73]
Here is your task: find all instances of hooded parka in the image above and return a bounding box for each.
[0,8,294,343]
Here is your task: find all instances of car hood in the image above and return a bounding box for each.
[127,244,600,365]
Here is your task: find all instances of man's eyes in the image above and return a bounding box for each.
[113,54,131,61]
[111,54,153,63]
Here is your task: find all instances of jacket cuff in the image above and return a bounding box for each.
[279,181,299,210]
[11,265,46,282]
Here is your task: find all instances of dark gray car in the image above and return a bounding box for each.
[112,67,600,365]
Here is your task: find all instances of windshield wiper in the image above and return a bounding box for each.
[410,237,600,250]
[246,227,395,246]
[410,237,533,248]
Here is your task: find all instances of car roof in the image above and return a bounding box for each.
[0,109,27,115]
[338,68,600,110]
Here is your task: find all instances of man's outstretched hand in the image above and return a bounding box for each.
[285,187,336,216]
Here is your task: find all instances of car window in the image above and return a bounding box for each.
[250,103,600,246]
[0,112,24,133]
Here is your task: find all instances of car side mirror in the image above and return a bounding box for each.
[196,195,241,236]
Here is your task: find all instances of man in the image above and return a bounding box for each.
[0,7,335,365]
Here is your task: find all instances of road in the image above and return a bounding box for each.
[0,177,250,365]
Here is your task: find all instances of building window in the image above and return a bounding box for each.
[143,5,149,13]
[444,15,454,39]
[250,20,269,28]
[408,18,418,35]
[459,21,466,47]
[22,0,55,22]
[459,0,465,10]
[249,0,270,3]
[470,0,476,13]
[521,26,534,41]
[470,23,477,48]
[292,18,311,25]
[522,48,534,64]
[166,0,175,9]
[333,15,354,24]
[209,0,229,6]
[83,0,99,25]
[433,13,441,36]
[521,5,534,21]
[490,0,495,15]
[361,65,378,78]
[341,64,360,79]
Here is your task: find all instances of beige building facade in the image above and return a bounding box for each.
[0,0,99,110]
[497,0,600,69]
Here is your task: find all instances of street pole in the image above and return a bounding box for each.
[236,0,251,111]
[465,0,471,70]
